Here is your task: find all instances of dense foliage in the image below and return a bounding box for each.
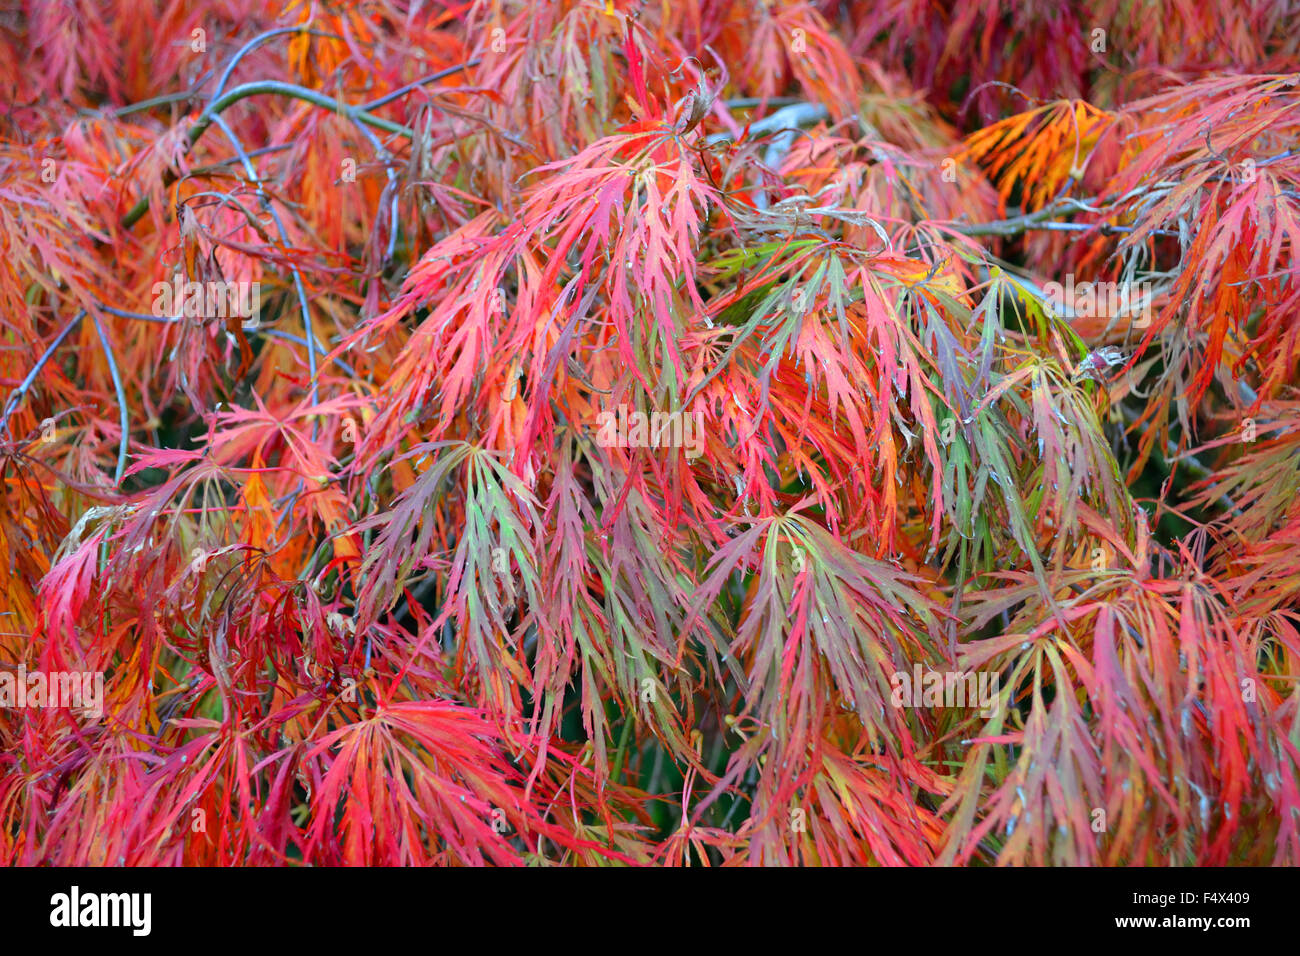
[2,0,1299,865]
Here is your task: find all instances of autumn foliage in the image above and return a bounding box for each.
[2,0,1299,866]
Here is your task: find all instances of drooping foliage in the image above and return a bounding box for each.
[2,0,1299,865]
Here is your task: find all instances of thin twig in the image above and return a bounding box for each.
[95,305,354,375]
[210,113,319,411]
[359,60,482,112]
[121,80,415,229]
[0,310,85,440]
[89,310,129,484]
[704,102,830,147]
[210,28,345,103]
[259,330,356,377]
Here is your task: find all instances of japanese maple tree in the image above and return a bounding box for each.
[1,0,1298,866]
